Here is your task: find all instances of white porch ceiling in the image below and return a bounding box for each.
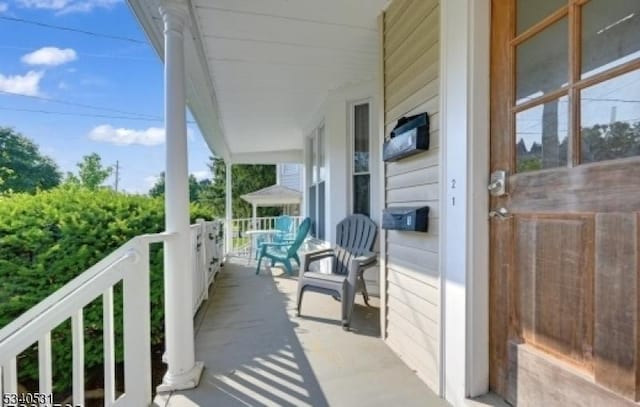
[129,0,390,163]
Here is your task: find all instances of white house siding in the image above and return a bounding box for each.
[277,164,302,192]
[382,0,441,392]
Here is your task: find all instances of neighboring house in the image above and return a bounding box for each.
[2,1,639,406]
[276,163,302,192]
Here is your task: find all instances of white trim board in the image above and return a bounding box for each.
[440,0,491,405]
[231,150,304,164]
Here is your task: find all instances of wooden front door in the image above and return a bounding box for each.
[490,0,640,405]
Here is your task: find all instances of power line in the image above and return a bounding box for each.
[0,45,154,61]
[0,16,148,44]
[0,106,198,124]
[583,97,640,103]
[0,106,165,122]
[0,90,161,120]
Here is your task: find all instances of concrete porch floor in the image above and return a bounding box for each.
[154,259,448,407]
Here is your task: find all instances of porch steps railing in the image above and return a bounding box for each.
[0,220,223,406]
[0,233,166,406]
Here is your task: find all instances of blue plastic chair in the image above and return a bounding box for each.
[273,215,294,242]
[256,218,311,275]
[254,215,293,258]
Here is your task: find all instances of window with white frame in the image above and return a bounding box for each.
[352,102,370,216]
[308,124,326,239]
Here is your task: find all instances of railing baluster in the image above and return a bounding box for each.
[1,357,18,397]
[71,310,84,405]
[103,287,115,405]
[38,332,52,406]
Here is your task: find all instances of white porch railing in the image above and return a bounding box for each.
[0,220,223,406]
[227,216,303,258]
[190,219,224,314]
[0,233,166,406]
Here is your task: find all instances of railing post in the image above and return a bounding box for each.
[197,219,208,301]
[158,0,203,392]
[123,245,151,403]
[225,161,233,259]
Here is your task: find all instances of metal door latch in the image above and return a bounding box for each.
[489,207,510,219]
[488,170,507,197]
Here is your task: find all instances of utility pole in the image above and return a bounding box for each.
[114,160,120,192]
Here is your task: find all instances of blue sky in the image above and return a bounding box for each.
[0,0,212,193]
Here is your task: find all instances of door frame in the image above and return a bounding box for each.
[440,0,491,404]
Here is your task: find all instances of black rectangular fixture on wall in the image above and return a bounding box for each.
[382,206,429,232]
[383,113,429,162]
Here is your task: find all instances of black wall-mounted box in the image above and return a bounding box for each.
[383,113,429,162]
[382,206,429,233]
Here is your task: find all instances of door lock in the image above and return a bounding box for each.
[488,170,507,197]
[489,207,510,219]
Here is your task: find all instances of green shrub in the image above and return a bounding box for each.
[0,186,211,391]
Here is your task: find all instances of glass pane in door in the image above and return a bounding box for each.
[582,0,640,79]
[581,69,640,163]
[516,95,569,172]
[517,0,566,34]
[516,17,569,105]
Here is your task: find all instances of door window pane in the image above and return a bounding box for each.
[516,17,569,105]
[353,174,370,216]
[516,96,569,172]
[517,0,566,34]
[354,104,370,173]
[581,69,640,163]
[582,0,640,79]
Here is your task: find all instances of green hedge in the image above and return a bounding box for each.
[0,186,211,391]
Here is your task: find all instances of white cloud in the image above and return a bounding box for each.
[192,170,210,181]
[88,125,165,146]
[0,70,43,96]
[144,175,160,188]
[17,0,121,14]
[0,3,8,12]
[22,47,77,67]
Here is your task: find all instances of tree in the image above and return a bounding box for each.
[77,153,113,190]
[582,121,640,163]
[0,127,61,193]
[149,171,212,202]
[199,157,278,218]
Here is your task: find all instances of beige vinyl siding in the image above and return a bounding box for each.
[382,0,441,392]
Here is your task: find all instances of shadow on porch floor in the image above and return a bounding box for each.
[154,259,447,407]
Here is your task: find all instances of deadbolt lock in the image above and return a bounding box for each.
[488,170,507,197]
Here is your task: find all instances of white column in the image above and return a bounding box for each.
[157,0,203,392]
[225,162,233,256]
[252,203,257,228]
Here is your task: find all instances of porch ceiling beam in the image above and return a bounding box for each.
[231,149,304,164]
